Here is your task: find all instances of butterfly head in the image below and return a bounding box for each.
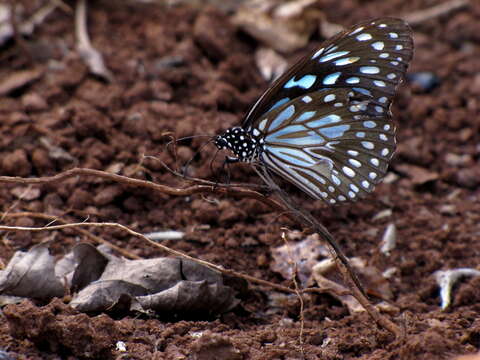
[214,127,259,162]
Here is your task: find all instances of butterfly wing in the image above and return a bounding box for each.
[243,18,413,128]
[256,89,395,204]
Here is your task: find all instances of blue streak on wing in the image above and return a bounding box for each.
[319,125,350,138]
[267,146,316,167]
[269,105,295,131]
[266,97,290,113]
[352,87,372,96]
[294,111,316,123]
[323,72,341,85]
[306,114,341,128]
[284,75,317,89]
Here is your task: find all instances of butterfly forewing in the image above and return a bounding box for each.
[214,17,413,204]
[257,89,396,204]
[243,18,413,128]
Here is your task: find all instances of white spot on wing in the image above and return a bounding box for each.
[356,33,372,41]
[362,141,374,150]
[343,166,356,178]
[332,174,341,185]
[371,41,384,50]
[324,94,336,102]
[360,66,380,74]
[349,158,361,168]
[346,77,360,84]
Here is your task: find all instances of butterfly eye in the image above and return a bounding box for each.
[216,18,413,204]
[214,136,228,149]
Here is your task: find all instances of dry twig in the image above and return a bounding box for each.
[281,230,305,355]
[75,0,113,81]
[0,211,140,260]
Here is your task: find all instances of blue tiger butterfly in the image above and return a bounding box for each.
[214,18,413,204]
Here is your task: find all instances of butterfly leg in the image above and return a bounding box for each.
[222,156,240,185]
[252,164,280,197]
[211,156,239,191]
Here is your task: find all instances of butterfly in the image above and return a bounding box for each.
[214,18,413,204]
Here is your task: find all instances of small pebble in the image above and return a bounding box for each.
[22,93,48,112]
[407,71,440,92]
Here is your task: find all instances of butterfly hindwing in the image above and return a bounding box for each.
[255,89,395,204]
[243,18,413,128]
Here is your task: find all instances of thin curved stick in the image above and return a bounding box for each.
[0,167,286,215]
[0,211,140,260]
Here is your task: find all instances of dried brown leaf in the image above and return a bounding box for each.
[69,248,239,315]
[270,234,329,286]
[0,243,64,299]
[233,0,320,53]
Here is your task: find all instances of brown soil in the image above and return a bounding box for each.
[1,1,480,359]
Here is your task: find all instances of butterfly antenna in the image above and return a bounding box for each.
[182,138,214,177]
[166,134,213,147]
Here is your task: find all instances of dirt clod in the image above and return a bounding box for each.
[3,299,120,359]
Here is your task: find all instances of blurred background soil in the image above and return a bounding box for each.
[0,0,479,359]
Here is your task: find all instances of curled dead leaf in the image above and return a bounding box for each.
[0,243,242,317]
[0,243,64,299]
[233,0,322,53]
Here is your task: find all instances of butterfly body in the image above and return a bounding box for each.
[215,18,413,204]
[214,127,261,163]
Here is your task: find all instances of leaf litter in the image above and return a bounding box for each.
[0,243,241,316]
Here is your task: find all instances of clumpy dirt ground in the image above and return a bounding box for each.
[0,0,480,359]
